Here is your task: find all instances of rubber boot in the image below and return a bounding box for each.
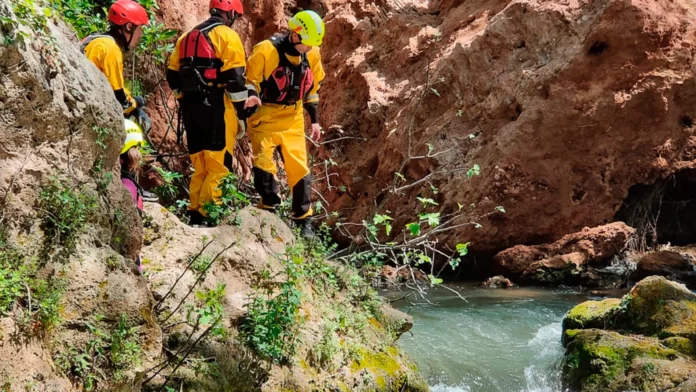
[295,219,315,240]
[187,210,206,227]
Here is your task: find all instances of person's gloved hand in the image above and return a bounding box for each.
[134,96,147,108]
[173,89,183,101]
[236,119,246,140]
[130,108,152,134]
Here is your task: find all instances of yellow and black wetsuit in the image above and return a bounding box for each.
[166,16,247,217]
[246,34,325,220]
[82,30,139,115]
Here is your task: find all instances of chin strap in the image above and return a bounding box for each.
[119,25,135,51]
[225,10,238,26]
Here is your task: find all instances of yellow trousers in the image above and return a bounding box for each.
[184,93,238,215]
[249,103,312,219]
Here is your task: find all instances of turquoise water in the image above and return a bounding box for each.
[387,285,598,392]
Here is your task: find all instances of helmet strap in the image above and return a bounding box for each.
[224,10,238,26]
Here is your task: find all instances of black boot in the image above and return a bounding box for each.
[295,219,315,240]
[187,210,206,227]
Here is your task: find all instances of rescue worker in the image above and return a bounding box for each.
[244,10,326,239]
[121,119,147,216]
[82,0,152,132]
[83,0,157,203]
[121,119,147,273]
[166,0,248,226]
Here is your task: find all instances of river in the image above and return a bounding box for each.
[387,285,602,392]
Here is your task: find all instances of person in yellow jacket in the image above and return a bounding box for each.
[244,10,326,238]
[166,0,247,226]
[82,0,151,131]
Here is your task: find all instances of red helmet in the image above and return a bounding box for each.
[109,0,149,26]
[209,0,243,14]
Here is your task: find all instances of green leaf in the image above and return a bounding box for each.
[406,222,421,236]
[366,223,378,237]
[467,164,481,179]
[429,275,443,286]
[385,223,392,236]
[449,258,461,269]
[373,214,393,225]
[427,143,434,155]
[495,206,506,214]
[418,212,441,227]
[458,202,464,211]
[395,172,406,181]
[456,243,469,257]
[456,109,463,117]
[417,197,439,207]
[430,88,440,97]
[417,254,432,265]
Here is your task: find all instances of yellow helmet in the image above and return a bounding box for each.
[121,119,145,155]
[288,10,325,47]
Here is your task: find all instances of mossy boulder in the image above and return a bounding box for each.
[563,329,694,392]
[562,277,696,391]
[661,337,696,357]
[620,276,696,335]
[348,347,429,392]
[562,298,621,333]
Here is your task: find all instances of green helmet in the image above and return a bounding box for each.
[288,10,325,47]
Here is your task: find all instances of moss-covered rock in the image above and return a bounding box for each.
[562,298,621,332]
[563,329,694,392]
[661,337,696,357]
[620,276,696,335]
[562,277,696,392]
[348,347,428,392]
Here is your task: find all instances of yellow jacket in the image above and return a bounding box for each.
[83,34,137,114]
[246,36,325,122]
[167,18,247,112]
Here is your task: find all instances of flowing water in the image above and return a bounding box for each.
[387,285,603,392]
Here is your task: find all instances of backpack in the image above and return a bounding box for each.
[80,34,114,53]
[179,20,224,94]
[260,35,314,105]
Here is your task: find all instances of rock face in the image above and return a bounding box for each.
[492,222,635,285]
[0,0,152,388]
[150,0,696,272]
[562,276,696,391]
[311,0,696,259]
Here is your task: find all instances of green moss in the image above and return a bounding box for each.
[562,328,581,347]
[563,298,620,331]
[624,277,696,334]
[661,336,696,357]
[348,347,427,392]
[661,301,696,340]
[563,329,682,392]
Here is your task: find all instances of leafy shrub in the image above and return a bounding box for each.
[55,314,142,390]
[153,166,184,203]
[0,231,64,333]
[202,173,250,226]
[39,177,97,261]
[48,0,108,39]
